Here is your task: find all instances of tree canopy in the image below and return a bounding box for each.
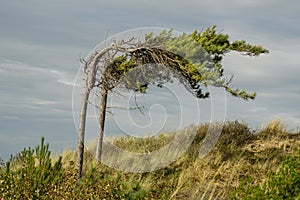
[77,26,269,177]
[96,26,268,100]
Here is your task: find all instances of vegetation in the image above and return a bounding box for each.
[77,26,268,177]
[230,149,300,199]
[1,120,299,199]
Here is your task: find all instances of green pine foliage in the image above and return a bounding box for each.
[0,137,63,199]
[103,26,269,100]
[176,26,268,100]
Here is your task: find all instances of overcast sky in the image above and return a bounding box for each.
[1,0,300,161]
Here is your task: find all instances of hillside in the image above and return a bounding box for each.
[1,120,299,199]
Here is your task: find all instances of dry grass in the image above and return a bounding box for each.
[49,120,300,199]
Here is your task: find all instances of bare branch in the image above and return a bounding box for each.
[106,105,145,110]
[134,92,145,116]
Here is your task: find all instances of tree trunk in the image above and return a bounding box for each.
[77,87,90,178]
[76,44,116,177]
[96,81,108,162]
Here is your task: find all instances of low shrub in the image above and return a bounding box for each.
[230,149,300,199]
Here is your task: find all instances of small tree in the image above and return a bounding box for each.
[77,26,268,177]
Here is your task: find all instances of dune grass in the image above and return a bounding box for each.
[1,120,299,199]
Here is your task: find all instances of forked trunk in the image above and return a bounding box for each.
[77,45,113,178]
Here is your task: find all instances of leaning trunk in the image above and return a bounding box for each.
[96,81,108,162]
[77,87,90,178]
[76,44,117,177]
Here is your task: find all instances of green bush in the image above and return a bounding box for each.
[74,170,148,199]
[0,137,63,199]
[230,149,300,199]
[0,137,148,199]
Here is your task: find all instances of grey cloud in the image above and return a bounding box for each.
[0,0,300,161]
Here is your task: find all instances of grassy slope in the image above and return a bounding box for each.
[1,120,300,199]
[57,120,300,199]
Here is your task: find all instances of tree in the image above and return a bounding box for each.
[77,26,268,177]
